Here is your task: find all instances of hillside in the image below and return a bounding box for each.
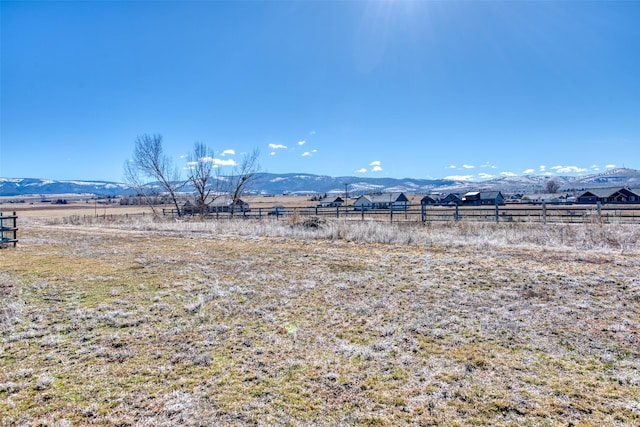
[1,168,639,197]
[0,178,131,197]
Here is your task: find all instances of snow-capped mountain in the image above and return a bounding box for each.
[0,178,133,197]
[1,168,639,197]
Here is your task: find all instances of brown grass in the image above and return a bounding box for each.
[1,215,639,425]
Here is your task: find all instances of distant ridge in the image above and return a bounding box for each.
[0,178,132,197]
[1,168,639,197]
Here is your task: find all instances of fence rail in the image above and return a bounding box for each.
[0,211,18,248]
[162,203,640,224]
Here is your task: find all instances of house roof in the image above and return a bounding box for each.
[480,191,503,200]
[354,193,408,204]
[442,193,462,201]
[354,195,372,203]
[578,188,634,198]
[210,197,247,206]
[369,192,408,203]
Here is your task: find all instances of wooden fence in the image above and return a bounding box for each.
[0,212,18,248]
[163,203,640,224]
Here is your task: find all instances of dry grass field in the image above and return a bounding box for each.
[1,210,639,425]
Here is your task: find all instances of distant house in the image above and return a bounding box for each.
[480,191,505,206]
[521,193,560,204]
[440,193,462,206]
[210,196,251,212]
[577,188,640,204]
[461,191,505,206]
[354,192,409,210]
[317,195,344,208]
[354,195,373,211]
[521,193,574,204]
[420,194,441,205]
[462,192,481,205]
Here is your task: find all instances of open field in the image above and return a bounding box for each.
[1,214,640,425]
[0,196,318,220]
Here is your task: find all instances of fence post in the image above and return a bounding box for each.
[454,204,459,222]
[0,212,18,248]
[390,208,393,223]
[336,205,339,219]
[495,202,499,223]
[361,207,364,221]
[542,202,547,224]
[597,201,602,220]
[421,203,425,223]
[13,212,17,247]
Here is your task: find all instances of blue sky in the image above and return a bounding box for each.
[1,1,639,182]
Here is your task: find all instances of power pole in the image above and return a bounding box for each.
[344,183,349,204]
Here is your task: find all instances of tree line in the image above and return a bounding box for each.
[123,134,260,217]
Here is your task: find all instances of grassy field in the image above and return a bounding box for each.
[1,214,639,425]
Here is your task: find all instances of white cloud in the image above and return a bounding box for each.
[201,157,237,167]
[298,140,306,146]
[355,168,367,173]
[605,164,616,169]
[478,173,494,179]
[445,175,474,181]
[221,149,235,156]
[268,143,287,150]
[369,160,381,166]
[500,171,517,177]
[550,165,587,173]
[523,169,535,174]
[462,164,475,169]
[309,130,316,136]
[449,165,457,169]
[214,158,237,167]
[371,165,383,172]
[302,152,311,157]
[269,152,276,156]
[539,165,546,172]
[312,149,317,153]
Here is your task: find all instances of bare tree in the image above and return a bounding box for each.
[545,179,560,194]
[187,142,220,217]
[228,148,261,217]
[123,134,185,216]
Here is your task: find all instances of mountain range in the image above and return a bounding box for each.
[1,168,639,198]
